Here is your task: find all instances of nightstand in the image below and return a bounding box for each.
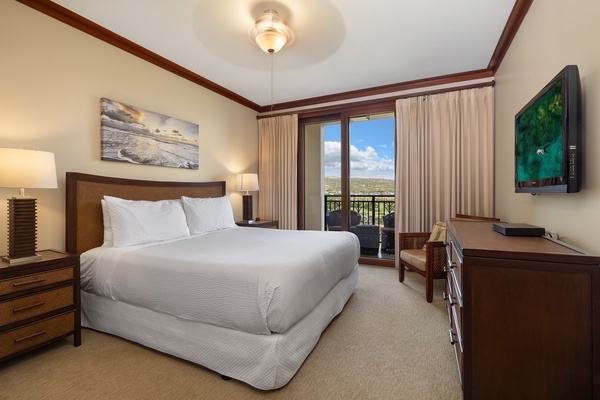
[236,220,279,229]
[0,250,81,362]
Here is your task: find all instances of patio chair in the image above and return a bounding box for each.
[326,209,380,255]
[381,212,395,254]
[325,209,361,231]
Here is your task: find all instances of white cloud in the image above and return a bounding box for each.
[324,141,394,179]
[323,141,342,169]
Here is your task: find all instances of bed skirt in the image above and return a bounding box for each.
[81,263,359,390]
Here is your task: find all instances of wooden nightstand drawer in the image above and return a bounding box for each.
[0,312,74,359]
[0,267,74,295]
[0,286,74,326]
[0,250,81,362]
[236,220,278,228]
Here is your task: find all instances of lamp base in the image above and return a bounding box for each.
[242,194,253,221]
[2,253,43,264]
[6,197,38,261]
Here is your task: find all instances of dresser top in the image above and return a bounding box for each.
[447,220,600,265]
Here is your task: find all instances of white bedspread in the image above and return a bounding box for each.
[81,227,360,335]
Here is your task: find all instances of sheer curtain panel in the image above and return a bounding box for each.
[258,114,298,230]
[394,86,494,234]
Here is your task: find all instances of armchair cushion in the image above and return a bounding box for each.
[399,249,426,272]
[422,221,446,250]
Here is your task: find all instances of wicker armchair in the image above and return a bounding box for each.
[325,209,361,231]
[381,212,395,254]
[399,229,447,303]
[326,209,380,255]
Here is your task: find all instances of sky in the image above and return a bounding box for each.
[102,98,199,144]
[323,117,395,180]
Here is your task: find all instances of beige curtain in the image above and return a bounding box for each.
[394,86,494,233]
[258,114,298,230]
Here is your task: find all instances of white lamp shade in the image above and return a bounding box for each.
[0,148,58,189]
[255,31,287,53]
[237,173,259,192]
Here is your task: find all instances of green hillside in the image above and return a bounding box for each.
[324,176,394,195]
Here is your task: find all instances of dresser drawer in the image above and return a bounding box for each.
[451,301,463,352]
[0,312,74,359]
[450,307,464,386]
[444,275,453,324]
[445,275,462,327]
[0,268,74,295]
[0,286,73,326]
[448,242,463,288]
[446,233,464,387]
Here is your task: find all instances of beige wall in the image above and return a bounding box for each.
[0,2,258,255]
[494,0,600,252]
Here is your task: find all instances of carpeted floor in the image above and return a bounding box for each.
[0,266,463,400]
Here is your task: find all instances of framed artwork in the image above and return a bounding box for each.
[100,98,199,169]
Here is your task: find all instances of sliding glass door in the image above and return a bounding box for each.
[303,120,340,231]
[301,109,395,261]
[348,113,395,258]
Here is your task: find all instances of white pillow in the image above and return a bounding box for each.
[104,196,190,247]
[100,199,113,247]
[181,195,236,235]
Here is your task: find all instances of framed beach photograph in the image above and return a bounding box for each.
[100,98,199,169]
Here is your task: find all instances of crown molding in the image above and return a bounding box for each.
[17,0,532,112]
[16,0,261,111]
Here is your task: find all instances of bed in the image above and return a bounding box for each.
[65,172,360,390]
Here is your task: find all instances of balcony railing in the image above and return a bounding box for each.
[324,194,395,227]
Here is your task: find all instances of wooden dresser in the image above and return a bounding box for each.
[445,220,600,400]
[0,250,81,361]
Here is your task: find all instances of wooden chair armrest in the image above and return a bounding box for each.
[399,232,430,250]
[426,241,449,274]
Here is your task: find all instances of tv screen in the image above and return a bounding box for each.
[514,65,582,194]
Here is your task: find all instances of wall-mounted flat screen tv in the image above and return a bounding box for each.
[514,65,582,194]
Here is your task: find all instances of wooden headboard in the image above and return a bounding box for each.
[66,172,226,255]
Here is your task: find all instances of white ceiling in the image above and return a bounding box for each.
[50,0,516,108]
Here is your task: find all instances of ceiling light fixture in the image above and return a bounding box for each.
[250,9,294,54]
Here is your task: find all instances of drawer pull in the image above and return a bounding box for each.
[13,278,46,287]
[13,301,46,313]
[445,246,455,268]
[14,330,48,343]
[451,270,463,308]
[447,296,456,307]
[449,328,457,345]
[443,292,456,306]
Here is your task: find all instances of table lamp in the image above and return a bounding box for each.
[0,148,58,264]
[237,173,259,221]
